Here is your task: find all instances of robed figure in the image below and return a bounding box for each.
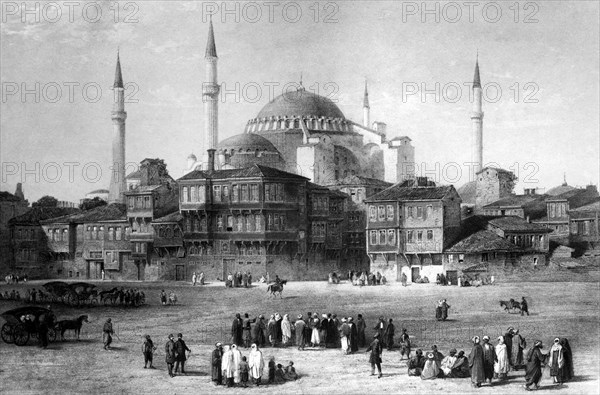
[468,337,485,387]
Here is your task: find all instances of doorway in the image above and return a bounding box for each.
[445,270,458,285]
[411,267,420,282]
[175,265,185,281]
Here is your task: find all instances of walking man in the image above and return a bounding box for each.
[357,314,367,348]
[165,334,176,378]
[232,313,244,346]
[521,297,529,316]
[384,318,395,351]
[400,328,411,360]
[481,335,496,385]
[103,318,114,350]
[366,333,383,378]
[525,340,546,390]
[469,336,485,388]
[142,335,156,368]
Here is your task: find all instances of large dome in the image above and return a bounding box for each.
[218,133,279,152]
[257,89,345,119]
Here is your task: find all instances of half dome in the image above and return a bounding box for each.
[218,133,279,152]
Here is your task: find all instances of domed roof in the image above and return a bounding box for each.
[218,133,279,152]
[187,153,197,160]
[256,89,345,120]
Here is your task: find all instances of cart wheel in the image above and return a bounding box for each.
[13,324,30,346]
[1,323,14,344]
[48,327,57,342]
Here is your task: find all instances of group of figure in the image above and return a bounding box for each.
[349,271,387,286]
[163,333,192,377]
[0,289,21,301]
[159,290,177,306]
[116,288,145,306]
[435,300,451,321]
[211,343,298,387]
[225,272,253,288]
[4,273,27,284]
[191,272,205,286]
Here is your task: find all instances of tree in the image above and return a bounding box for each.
[32,195,58,208]
[79,197,108,211]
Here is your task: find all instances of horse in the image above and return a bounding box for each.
[266,280,287,298]
[500,300,522,313]
[55,315,90,341]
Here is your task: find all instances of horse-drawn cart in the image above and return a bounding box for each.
[1,306,57,346]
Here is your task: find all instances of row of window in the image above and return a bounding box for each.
[506,234,545,248]
[312,222,326,237]
[368,229,436,246]
[188,243,262,256]
[47,228,68,242]
[17,248,36,261]
[127,196,152,210]
[369,205,395,222]
[85,226,130,240]
[406,205,434,220]
[572,220,597,235]
[181,183,285,203]
[312,196,329,211]
[370,229,396,246]
[548,202,568,218]
[14,228,35,240]
[156,227,182,239]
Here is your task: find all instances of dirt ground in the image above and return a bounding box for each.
[0,280,598,394]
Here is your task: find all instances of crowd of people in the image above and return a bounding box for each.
[0,289,21,301]
[159,290,177,306]
[211,343,298,387]
[348,271,387,286]
[225,272,253,288]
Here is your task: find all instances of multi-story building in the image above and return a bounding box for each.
[0,184,29,274]
[568,199,600,255]
[481,194,547,220]
[534,185,599,238]
[365,184,462,282]
[8,206,79,277]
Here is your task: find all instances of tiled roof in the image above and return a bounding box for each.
[483,195,538,208]
[153,211,183,223]
[476,167,514,175]
[331,175,392,188]
[178,164,308,182]
[41,203,126,224]
[447,230,519,253]
[570,199,600,212]
[487,216,552,232]
[366,185,457,202]
[546,184,576,196]
[126,170,141,179]
[9,207,80,226]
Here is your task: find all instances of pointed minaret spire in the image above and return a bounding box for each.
[114,50,124,88]
[563,172,568,186]
[202,18,220,167]
[470,53,484,180]
[473,51,481,88]
[363,79,370,128]
[205,16,217,58]
[363,80,370,108]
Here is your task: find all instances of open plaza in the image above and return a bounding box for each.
[0,278,598,394]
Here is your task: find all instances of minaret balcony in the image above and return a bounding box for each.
[203,84,220,96]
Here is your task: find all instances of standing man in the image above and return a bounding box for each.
[232,313,244,346]
[366,333,383,378]
[384,318,395,351]
[165,334,176,378]
[348,317,359,353]
[374,317,386,347]
[242,272,249,288]
[481,335,496,385]
[504,327,514,369]
[192,272,197,286]
[521,297,529,316]
[242,313,255,348]
[339,318,351,355]
[103,318,114,350]
[400,328,411,360]
[37,307,54,349]
[294,314,306,350]
[525,340,546,390]
[469,336,485,388]
[440,299,451,321]
[511,329,527,369]
[401,272,407,287]
[357,314,367,348]
[142,335,156,369]
[211,343,223,385]
[175,333,191,374]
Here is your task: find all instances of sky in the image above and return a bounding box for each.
[1,0,599,203]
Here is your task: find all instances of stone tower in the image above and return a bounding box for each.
[203,18,219,167]
[471,56,484,180]
[363,80,370,128]
[108,51,127,204]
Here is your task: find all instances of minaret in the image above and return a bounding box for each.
[108,51,127,204]
[363,80,370,128]
[471,55,484,179]
[203,18,219,167]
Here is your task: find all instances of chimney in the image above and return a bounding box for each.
[207,149,216,171]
